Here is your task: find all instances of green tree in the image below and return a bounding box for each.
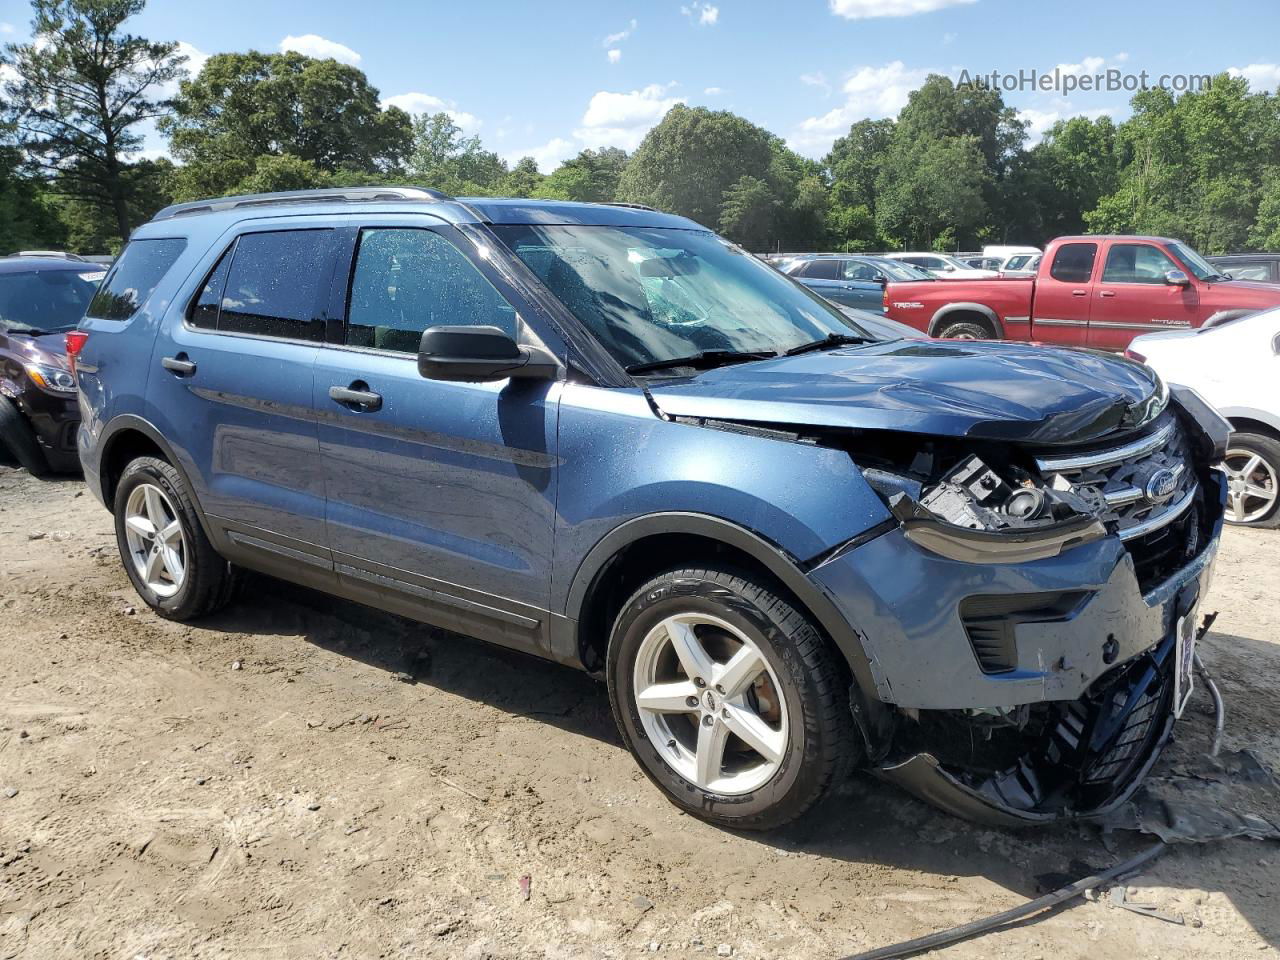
[1248,173,1280,251]
[825,118,894,214]
[0,143,66,252]
[536,147,628,203]
[54,156,173,253]
[498,157,544,197]
[617,105,777,226]
[1,0,185,242]
[875,135,990,248]
[1019,115,1119,241]
[718,175,777,250]
[161,51,411,199]
[407,112,507,194]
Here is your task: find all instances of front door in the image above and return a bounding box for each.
[1088,241,1200,351]
[314,223,561,653]
[1029,241,1098,346]
[147,222,340,570]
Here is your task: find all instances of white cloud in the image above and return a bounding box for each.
[153,41,209,98]
[1228,63,1280,93]
[800,72,832,96]
[506,137,577,173]
[681,3,720,26]
[1113,51,1129,63]
[829,0,976,19]
[279,33,361,66]
[575,83,685,150]
[0,22,15,34]
[791,61,930,154]
[703,86,723,95]
[381,92,481,132]
[1056,55,1106,76]
[942,31,957,44]
[0,63,19,89]
[607,48,622,64]
[1019,104,1117,142]
[603,19,637,47]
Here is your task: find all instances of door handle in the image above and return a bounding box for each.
[161,355,197,376]
[1071,289,1087,297]
[329,384,383,411]
[1099,290,1116,298]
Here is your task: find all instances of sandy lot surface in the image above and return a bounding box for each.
[1,466,1277,960]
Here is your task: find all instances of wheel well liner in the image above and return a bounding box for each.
[928,303,1003,338]
[1227,416,1280,442]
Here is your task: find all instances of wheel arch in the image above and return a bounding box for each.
[1203,308,1258,329]
[562,512,890,745]
[1224,412,1280,441]
[95,415,216,541]
[927,302,1004,338]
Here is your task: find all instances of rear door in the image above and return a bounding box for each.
[1028,241,1098,346]
[147,219,339,576]
[1088,241,1199,351]
[312,218,562,654]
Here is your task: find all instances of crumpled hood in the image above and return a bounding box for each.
[1,331,71,365]
[645,339,1160,445]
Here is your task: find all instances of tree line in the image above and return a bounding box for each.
[4,0,1280,256]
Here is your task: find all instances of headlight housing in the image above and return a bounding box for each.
[25,363,77,394]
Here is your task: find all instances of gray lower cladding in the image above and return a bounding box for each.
[809,522,1220,711]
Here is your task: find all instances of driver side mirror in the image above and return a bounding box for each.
[1165,269,1191,286]
[417,325,560,383]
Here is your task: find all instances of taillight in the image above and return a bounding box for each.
[1124,348,1147,363]
[65,331,89,375]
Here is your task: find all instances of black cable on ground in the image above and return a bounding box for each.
[839,842,1167,960]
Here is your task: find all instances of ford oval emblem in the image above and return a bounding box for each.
[1144,468,1178,503]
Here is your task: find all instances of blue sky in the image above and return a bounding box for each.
[3,0,1279,169]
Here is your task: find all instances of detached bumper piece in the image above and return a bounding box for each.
[877,631,1177,827]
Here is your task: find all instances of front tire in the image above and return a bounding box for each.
[607,567,855,830]
[935,318,993,340]
[1223,432,1280,527]
[113,456,241,619]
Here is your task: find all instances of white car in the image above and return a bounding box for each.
[881,252,1000,280]
[1128,309,1280,527]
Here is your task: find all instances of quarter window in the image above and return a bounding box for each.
[1049,243,1097,283]
[217,230,331,341]
[86,237,186,320]
[800,260,838,280]
[345,228,516,352]
[1101,243,1180,284]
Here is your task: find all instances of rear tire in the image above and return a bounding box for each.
[113,456,242,619]
[936,318,994,340]
[0,398,50,476]
[1222,432,1280,528]
[607,566,856,830]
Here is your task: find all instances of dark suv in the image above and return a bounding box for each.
[0,255,106,473]
[76,188,1228,829]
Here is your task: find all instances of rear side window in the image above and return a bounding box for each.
[1222,262,1270,281]
[188,247,233,330]
[1049,243,1097,283]
[217,230,330,341]
[87,238,186,320]
[843,260,879,281]
[345,228,516,353]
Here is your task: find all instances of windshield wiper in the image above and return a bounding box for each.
[783,332,871,356]
[625,349,777,375]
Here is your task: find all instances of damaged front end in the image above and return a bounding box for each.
[818,386,1230,826]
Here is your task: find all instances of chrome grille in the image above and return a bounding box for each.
[1034,415,1197,542]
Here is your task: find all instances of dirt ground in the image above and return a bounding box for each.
[1,466,1278,960]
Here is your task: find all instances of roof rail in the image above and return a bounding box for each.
[602,201,658,212]
[150,186,452,222]
[12,250,88,262]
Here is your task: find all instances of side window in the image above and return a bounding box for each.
[86,237,186,320]
[1049,243,1098,283]
[1223,262,1269,281]
[345,228,517,353]
[219,230,330,341]
[802,260,838,280]
[188,245,234,330]
[843,260,878,281]
[1101,243,1179,284]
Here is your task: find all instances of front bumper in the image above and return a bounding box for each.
[809,470,1224,824]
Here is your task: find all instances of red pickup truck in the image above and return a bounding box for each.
[883,235,1280,350]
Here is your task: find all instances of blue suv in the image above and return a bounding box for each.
[76,188,1228,829]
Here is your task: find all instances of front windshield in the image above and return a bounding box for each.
[0,269,101,335]
[871,258,932,281]
[1168,241,1220,280]
[492,224,869,370]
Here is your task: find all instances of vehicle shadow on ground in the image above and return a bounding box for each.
[203,579,1280,951]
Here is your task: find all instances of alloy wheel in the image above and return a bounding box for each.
[632,612,789,796]
[1222,447,1279,524]
[123,483,188,598]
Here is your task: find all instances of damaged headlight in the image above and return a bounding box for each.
[864,454,1107,565]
